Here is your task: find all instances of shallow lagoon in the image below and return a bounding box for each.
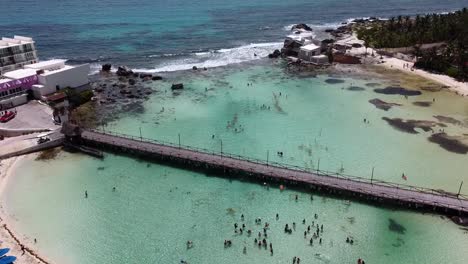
[4,63,468,263]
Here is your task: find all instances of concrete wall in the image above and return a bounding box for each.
[0,94,28,109]
[31,84,56,99]
[0,127,51,137]
[38,64,90,92]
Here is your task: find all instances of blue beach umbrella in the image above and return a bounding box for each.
[0,256,17,264]
[0,249,10,257]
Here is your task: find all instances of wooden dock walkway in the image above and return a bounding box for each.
[79,129,468,216]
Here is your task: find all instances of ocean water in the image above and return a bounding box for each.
[2,1,468,263]
[3,63,468,263]
[1,0,467,72]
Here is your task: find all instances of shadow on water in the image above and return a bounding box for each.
[388,218,406,235]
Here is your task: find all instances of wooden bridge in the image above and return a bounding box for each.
[76,128,468,217]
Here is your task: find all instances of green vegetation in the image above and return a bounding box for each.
[356,8,468,81]
[63,87,94,106]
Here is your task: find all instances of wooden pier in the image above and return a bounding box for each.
[76,129,468,216]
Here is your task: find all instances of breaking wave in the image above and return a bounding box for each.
[132,42,283,73]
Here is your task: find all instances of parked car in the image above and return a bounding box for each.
[0,111,16,123]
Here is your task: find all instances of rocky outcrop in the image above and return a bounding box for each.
[333,54,361,64]
[369,98,401,111]
[152,76,163,81]
[192,66,198,70]
[128,79,136,85]
[268,49,281,58]
[171,83,184,90]
[101,64,112,72]
[291,23,312,31]
[116,66,133,77]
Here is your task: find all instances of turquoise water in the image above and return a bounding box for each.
[3,63,468,263]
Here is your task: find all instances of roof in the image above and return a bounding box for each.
[0,78,12,84]
[0,36,34,48]
[45,92,67,102]
[2,68,37,79]
[24,59,66,70]
[301,44,320,51]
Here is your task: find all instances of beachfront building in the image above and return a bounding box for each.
[298,44,321,60]
[0,36,38,75]
[0,59,90,109]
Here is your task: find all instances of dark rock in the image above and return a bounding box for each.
[369,98,401,111]
[291,23,312,31]
[351,43,362,48]
[382,117,445,134]
[139,73,153,79]
[333,54,361,64]
[433,115,462,126]
[152,76,163,81]
[101,64,112,72]
[365,82,381,87]
[128,79,136,85]
[324,29,334,33]
[171,83,184,90]
[428,133,468,154]
[268,49,281,59]
[412,101,432,107]
[203,67,208,71]
[120,89,131,95]
[133,73,139,78]
[347,86,365,91]
[192,66,198,70]
[325,78,345,84]
[451,216,468,226]
[321,39,335,45]
[116,66,133,77]
[388,219,406,234]
[374,86,422,96]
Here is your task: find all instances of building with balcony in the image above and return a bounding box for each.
[0,36,38,75]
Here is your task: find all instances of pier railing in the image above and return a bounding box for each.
[86,128,468,201]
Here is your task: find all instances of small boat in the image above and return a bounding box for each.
[0,248,9,257]
[0,256,17,264]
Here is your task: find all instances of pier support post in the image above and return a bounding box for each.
[317,158,320,174]
[267,150,269,166]
[139,127,142,141]
[371,167,374,184]
[457,181,463,197]
[178,133,181,148]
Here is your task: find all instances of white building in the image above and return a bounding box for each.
[0,59,90,109]
[0,36,38,75]
[298,44,321,60]
[26,59,90,98]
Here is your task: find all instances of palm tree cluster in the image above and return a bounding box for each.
[356,8,467,81]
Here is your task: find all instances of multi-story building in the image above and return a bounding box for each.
[0,36,90,109]
[0,36,38,75]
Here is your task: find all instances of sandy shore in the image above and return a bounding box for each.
[337,34,468,96]
[0,156,51,264]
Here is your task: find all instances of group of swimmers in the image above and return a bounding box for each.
[346,237,355,244]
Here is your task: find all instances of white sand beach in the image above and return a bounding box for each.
[337,34,468,96]
[0,156,50,264]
